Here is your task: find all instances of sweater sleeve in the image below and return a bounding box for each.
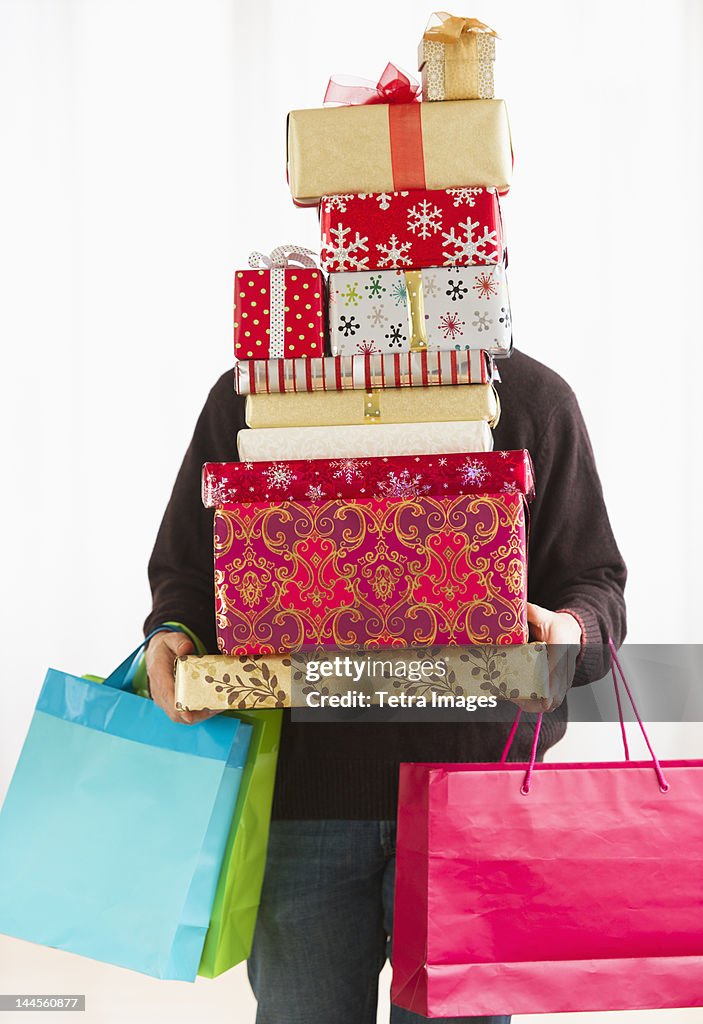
[526,389,627,686]
[143,370,245,652]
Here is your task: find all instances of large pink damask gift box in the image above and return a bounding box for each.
[214,494,529,655]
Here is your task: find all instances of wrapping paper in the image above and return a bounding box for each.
[328,265,511,357]
[319,188,503,272]
[203,449,535,507]
[234,267,325,360]
[237,420,494,462]
[393,757,703,1016]
[234,349,495,395]
[287,99,512,206]
[244,384,499,430]
[214,494,529,654]
[175,644,550,711]
[419,33,496,101]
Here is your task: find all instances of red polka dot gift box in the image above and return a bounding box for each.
[234,245,326,361]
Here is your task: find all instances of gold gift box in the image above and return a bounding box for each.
[237,419,494,461]
[419,32,496,101]
[175,644,551,711]
[287,99,512,206]
[244,384,500,430]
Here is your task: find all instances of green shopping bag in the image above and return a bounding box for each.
[130,623,281,976]
[198,707,282,977]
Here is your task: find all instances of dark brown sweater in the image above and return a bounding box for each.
[144,350,627,819]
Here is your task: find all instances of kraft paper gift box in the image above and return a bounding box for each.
[237,419,494,462]
[213,493,529,655]
[319,187,503,273]
[203,449,535,506]
[287,99,512,206]
[234,264,325,360]
[418,14,498,101]
[244,383,500,430]
[234,349,495,395]
[328,265,512,357]
[175,643,550,711]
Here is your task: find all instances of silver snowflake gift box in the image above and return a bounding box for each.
[328,265,512,357]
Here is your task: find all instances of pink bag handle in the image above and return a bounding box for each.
[499,638,670,795]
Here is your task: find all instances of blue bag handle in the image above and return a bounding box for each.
[102,626,190,693]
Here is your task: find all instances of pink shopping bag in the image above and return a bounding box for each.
[391,642,703,1017]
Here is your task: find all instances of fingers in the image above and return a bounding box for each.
[526,601,551,643]
[180,708,219,725]
[145,632,194,724]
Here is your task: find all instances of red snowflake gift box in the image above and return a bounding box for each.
[202,450,535,506]
[234,246,326,361]
[213,492,529,655]
[320,188,503,273]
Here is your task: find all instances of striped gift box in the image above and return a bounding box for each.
[234,349,497,395]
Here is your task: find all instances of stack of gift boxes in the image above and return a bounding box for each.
[175,13,553,713]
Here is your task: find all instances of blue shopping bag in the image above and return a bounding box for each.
[0,633,252,981]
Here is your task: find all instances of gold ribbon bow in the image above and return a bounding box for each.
[423,12,500,43]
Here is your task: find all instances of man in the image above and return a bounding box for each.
[144,348,627,1024]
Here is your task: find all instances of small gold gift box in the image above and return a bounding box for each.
[419,12,499,101]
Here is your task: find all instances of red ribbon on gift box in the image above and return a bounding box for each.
[323,62,426,191]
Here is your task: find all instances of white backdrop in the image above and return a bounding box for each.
[1,1,702,1021]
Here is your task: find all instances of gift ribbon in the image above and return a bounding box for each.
[324,63,425,192]
[323,61,421,107]
[247,246,319,360]
[364,391,381,422]
[404,270,428,351]
[422,12,500,43]
[248,245,318,270]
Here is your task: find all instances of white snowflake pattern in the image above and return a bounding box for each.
[442,219,499,266]
[243,462,254,470]
[501,480,520,494]
[472,311,493,332]
[376,234,413,268]
[321,194,355,213]
[407,200,443,239]
[358,191,409,210]
[265,463,297,489]
[445,187,484,207]
[330,458,371,484]
[376,470,432,499]
[458,459,490,487]
[368,305,388,327]
[422,273,440,298]
[322,224,370,271]
[306,484,326,500]
[204,476,237,505]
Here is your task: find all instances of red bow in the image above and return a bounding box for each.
[324,62,421,106]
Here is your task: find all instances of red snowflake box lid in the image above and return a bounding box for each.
[320,187,504,274]
[202,450,535,508]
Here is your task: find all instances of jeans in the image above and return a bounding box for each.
[248,820,510,1024]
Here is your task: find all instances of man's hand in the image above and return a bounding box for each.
[146,631,217,725]
[510,603,583,713]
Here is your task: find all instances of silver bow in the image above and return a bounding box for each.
[248,244,318,270]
